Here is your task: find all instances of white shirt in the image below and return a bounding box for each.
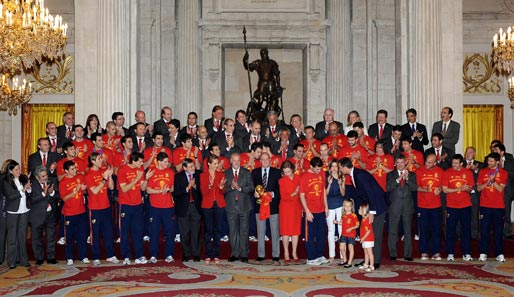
[8,178,30,214]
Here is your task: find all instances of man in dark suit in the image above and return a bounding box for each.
[132,122,154,153]
[153,106,174,144]
[46,122,66,154]
[492,143,514,239]
[129,110,154,140]
[29,166,58,265]
[28,138,61,183]
[261,110,285,141]
[383,125,403,155]
[288,114,306,142]
[386,154,417,261]
[431,107,460,154]
[339,157,387,269]
[251,152,281,262]
[112,112,130,136]
[241,121,266,153]
[174,158,202,262]
[314,108,344,141]
[57,112,75,142]
[401,108,429,153]
[204,105,225,138]
[464,146,483,239]
[224,153,255,262]
[424,133,452,170]
[234,110,252,140]
[213,119,242,158]
[368,109,393,141]
[178,112,200,141]
[271,128,298,159]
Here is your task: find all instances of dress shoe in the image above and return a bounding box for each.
[9,266,15,269]
[389,257,397,261]
[374,263,380,269]
[256,257,265,262]
[36,260,44,266]
[24,263,31,268]
[228,256,238,262]
[183,256,190,262]
[241,257,249,263]
[354,260,365,267]
[272,257,280,262]
[505,235,514,240]
[47,259,58,264]
[193,256,200,262]
[404,257,413,261]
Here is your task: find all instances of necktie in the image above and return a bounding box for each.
[201,140,205,150]
[400,172,405,188]
[226,134,231,143]
[51,138,57,148]
[138,138,143,151]
[379,125,383,139]
[189,127,193,136]
[166,121,170,128]
[262,169,268,189]
[411,124,415,133]
[234,170,239,201]
[271,127,275,134]
[42,154,47,166]
[66,127,71,139]
[436,149,441,161]
[393,140,398,153]
[281,148,287,160]
[442,123,447,135]
[467,160,472,167]
[253,136,257,143]
[188,174,193,203]
[215,120,220,131]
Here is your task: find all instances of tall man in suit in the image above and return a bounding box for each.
[386,154,417,261]
[214,118,242,158]
[401,108,429,153]
[234,110,252,140]
[424,133,452,170]
[112,112,130,136]
[28,138,61,183]
[251,152,281,262]
[368,109,393,141]
[57,112,75,142]
[314,108,345,141]
[205,105,225,138]
[383,125,403,155]
[224,153,255,262]
[129,111,154,140]
[431,107,460,155]
[46,122,66,154]
[464,146,483,239]
[339,157,387,269]
[153,106,174,144]
[174,158,202,262]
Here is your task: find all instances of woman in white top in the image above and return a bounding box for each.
[343,111,368,136]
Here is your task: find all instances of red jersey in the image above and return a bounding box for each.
[286,157,310,176]
[478,167,508,209]
[117,164,145,206]
[84,168,110,210]
[59,175,86,216]
[342,213,359,238]
[113,151,131,171]
[84,147,114,170]
[443,168,474,208]
[172,147,202,168]
[147,167,175,208]
[367,154,394,192]
[320,156,331,173]
[299,171,326,213]
[144,145,173,170]
[240,153,261,172]
[322,134,348,159]
[416,166,444,208]
[102,134,122,153]
[358,136,376,153]
[337,146,369,168]
[300,139,321,161]
[57,157,87,179]
[270,154,283,169]
[360,216,374,242]
[72,139,93,160]
[403,150,424,172]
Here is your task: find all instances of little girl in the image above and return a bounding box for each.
[359,202,374,272]
[335,199,359,268]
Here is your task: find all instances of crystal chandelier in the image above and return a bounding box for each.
[508,77,514,109]
[0,0,67,115]
[492,26,514,75]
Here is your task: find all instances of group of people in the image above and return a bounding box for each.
[0,105,512,270]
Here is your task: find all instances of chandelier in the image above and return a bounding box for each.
[508,77,514,109]
[0,0,67,115]
[492,26,514,75]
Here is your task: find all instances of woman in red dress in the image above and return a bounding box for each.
[279,160,302,262]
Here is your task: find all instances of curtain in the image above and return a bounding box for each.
[463,105,503,162]
[21,104,75,173]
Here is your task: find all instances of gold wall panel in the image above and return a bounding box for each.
[29,55,74,94]
[463,53,501,94]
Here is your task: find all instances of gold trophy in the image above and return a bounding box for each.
[255,185,265,204]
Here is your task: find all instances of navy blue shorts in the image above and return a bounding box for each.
[339,236,356,245]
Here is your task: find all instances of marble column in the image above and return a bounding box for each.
[176,0,201,123]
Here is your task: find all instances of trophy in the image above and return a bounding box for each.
[255,185,265,204]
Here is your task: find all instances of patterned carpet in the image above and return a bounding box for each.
[1,256,513,297]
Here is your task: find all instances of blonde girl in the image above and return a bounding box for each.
[335,198,359,268]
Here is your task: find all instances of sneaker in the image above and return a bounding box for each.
[355,236,360,242]
[421,253,429,260]
[463,254,473,262]
[334,236,338,241]
[306,258,322,265]
[66,259,73,266]
[265,235,270,241]
[365,266,375,272]
[135,256,148,264]
[249,236,258,242]
[123,258,131,265]
[447,254,455,262]
[116,237,121,243]
[479,254,487,262]
[401,235,404,241]
[93,259,101,266]
[318,256,330,264]
[58,237,66,245]
[87,236,91,244]
[431,254,442,261]
[149,256,157,264]
[496,254,506,263]
[165,255,174,263]
[220,235,229,242]
[106,256,120,264]
[175,234,181,243]
[359,264,369,270]
[143,236,150,242]
[81,258,90,264]
[414,234,419,241]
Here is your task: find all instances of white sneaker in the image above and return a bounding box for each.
[496,254,506,263]
[106,256,120,264]
[87,236,91,244]
[123,258,131,265]
[165,255,174,263]
[463,254,473,262]
[149,256,157,264]
[414,234,419,241]
[58,237,66,245]
[318,256,330,264]
[143,236,150,242]
[401,235,405,241]
[479,254,487,262]
[66,259,73,266]
[116,237,121,243]
[220,235,229,242]
[431,254,442,261]
[249,236,257,242]
[421,253,429,261]
[447,254,454,262]
[93,259,101,266]
[355,236,360,242]
[81,258,90,264]
[265,235,270,241]
[135,256,148,264]
[306,258,322,265]
[175,234,181,243]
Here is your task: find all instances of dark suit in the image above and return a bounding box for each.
[213,132,242,158]
[261,122,286,140]
[174,170,202,259]
[0,174,6,263]
[501,154,514,237]
[46,136,66,153]
[241,134,267,153]
[224,167,255,258]
[234,121,252,140]
[131,136,154,153]
[288,126,306,142]
[28,151,61,183]
[383,137,403,156]
[401,122,429,153]
[431,120,460,154]
[352,168,387,264]
[270,138,298,159]
[368,123,394,141]
[424,147,452,170]
[153,119,171,144]
[386,170,417,258]
[204,118,224,138]
[251,167,281,259]
[57,125,74,142]
[129,122,153,143]
[314,120,344,140]
[29,177,58,261]
[465,159,483,239]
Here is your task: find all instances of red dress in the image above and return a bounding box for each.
[279,175,301,236]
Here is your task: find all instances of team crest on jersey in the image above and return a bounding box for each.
[65,220,70,225]
[165,173,169,178]
[435,173,438,178]
[121,213,125,218]
[91,219,96,224]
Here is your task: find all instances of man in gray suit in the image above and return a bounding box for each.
[386,154,417,261]
[432,107,460,155]
[225,153,255,262]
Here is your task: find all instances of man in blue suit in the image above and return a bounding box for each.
[339,157,387,269]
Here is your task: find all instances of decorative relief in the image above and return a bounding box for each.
[29,56,74,94]
[463,53,501,94]
[218,0,309,12]
[499,0,514,14]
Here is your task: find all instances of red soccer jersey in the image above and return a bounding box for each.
[59,175,86,216]
[358,135,376,153]
[113,151,131,171]
[147,167,175,208]
[240,153,262,172]
[57,157,87,179]
[144,145,173,170]
[172,147,202,169]
[72,139,93,160]
[102,134,122,153]
[84,147,114,170]
[342,213,359,238]
[416,166,444,208]
[299,171,326,213]
[286,157,310,176]
[84,168,111,210]
[443,168,474,208]
[320,156,331,173]
[367,154,394,192]
[300,139,321,161]
[403,150,424,172]
[270,154,283,169]
[338,146,369,168]
[117,164,145,206]
[478,167,508,209]
[322,134,348,159]
[360,216,374,242]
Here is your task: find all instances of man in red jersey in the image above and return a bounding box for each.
[442,154,474,262]
[402,137,424,173]
[240,142,262,172]
[113,136,134,175]
[72,125,93,160]
[338,131,368,169]
[84,132,114,170]
[322,122,347,160]
[173,134,202,172]
[353,122,376,155]
[368,141,394,192]
[286,143,309,176]
[300,126,320,162]
[102,121,122,153]
[144,132,173,170]
[56,142,87,181]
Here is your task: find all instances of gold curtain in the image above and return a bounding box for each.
[21,104,74,173]
[463,104,503,162]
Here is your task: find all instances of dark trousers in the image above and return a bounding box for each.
[479,207,504,256]
[143,193,150,237]
[446,207,471,255]
[0,212,5,263]
[64,212,88,260]
[504,192,512,237]
[388,209,412,258]
[6,212,29,267]
[470,191,480,239]
[203,203,225,258]
[149,206,176,258]
[305,212,327,261]
[29,209,57,260]
[90,207,115,260]
[418,207,442,255]
[226,204,251,258]
[120,204,145,259]
[178,204,202,258]
[372,212,386,264]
